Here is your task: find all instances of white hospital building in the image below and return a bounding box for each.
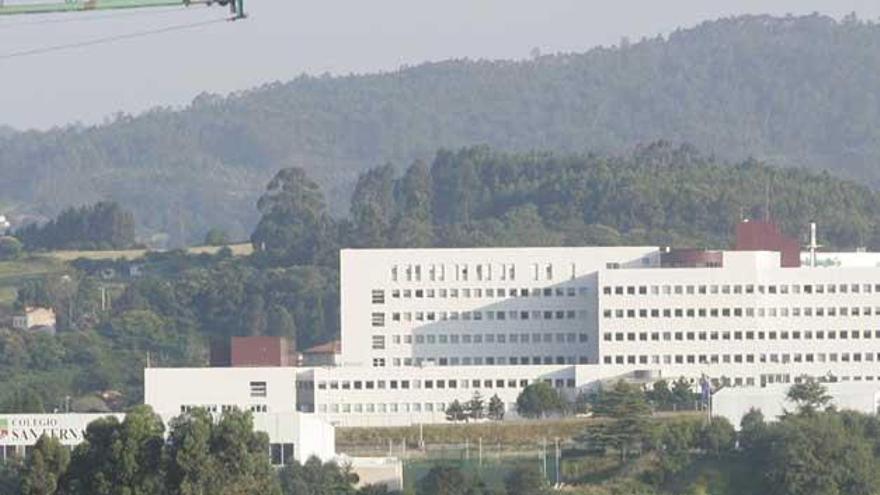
[135,220,880,427]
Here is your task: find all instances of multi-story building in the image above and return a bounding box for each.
[144,221,880,427]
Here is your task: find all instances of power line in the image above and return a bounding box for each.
[0,5,200,30]
[0,16,229,60]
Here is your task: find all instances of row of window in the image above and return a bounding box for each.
[603,282,880,297]
[603,351,880,366]
[376,285,589,303]
[604,329,880,343]
[373,309,589,326]
[372,332,590,349]
[318,401,515,415]
[318,377,541,390]
[602,306,880,319]
[391,263,520,283]
[180,404,268,413]
[371,355,590,367]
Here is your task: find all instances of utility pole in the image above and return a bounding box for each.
[555,438,561,487]
[541,437,547,477]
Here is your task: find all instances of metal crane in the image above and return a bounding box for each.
[0,0,245,19]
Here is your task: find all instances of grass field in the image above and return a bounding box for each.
[48,242,253,261]
[0,243,252,308]
[337,412,703,451]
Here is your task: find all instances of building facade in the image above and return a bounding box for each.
[142,223,880,427]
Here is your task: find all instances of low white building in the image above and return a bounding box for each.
[12,307,56,333]
[0,410,335,465]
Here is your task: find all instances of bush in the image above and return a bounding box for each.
[0,236,23,260]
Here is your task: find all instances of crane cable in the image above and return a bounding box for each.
[0,16,229,61]
[0,6,200,30]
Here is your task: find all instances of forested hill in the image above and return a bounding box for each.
[3,14,880,245]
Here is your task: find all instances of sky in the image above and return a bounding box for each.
[1,0,879,130]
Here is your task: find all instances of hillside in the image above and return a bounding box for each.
[3,14,880,244]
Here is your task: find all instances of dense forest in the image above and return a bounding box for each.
[2,14,880,244]
[14,201,136,251]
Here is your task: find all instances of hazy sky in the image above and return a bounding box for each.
[1,0,879,130]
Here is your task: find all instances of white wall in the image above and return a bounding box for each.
[340,246,659,368]
[713,382,880,428]
[598,253,880,387]
[145,367,297,416]
[302,364,580,427]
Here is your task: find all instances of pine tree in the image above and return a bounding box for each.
[445,400,466,422]
[488,394,505,421]
[466,392,485,421]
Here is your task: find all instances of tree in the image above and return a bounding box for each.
[591,381,653,461]
[0,459,22,495]
[505,465,548,495]
[515,382,565,419]
[487,395,505,421]
[209,409,281,495]
[699,417,735,457]
[15,201,135,250]
[278,456,358,495]
[0,236,23,260]
[266,304,297,342]
[20,435,70,495]
[61,405,165,495]
[739,408,765,452]
[251,168,335,266]
[203,228,230,246]
[787,376,832,416]
[646,380,674,410]
[671,378,696,410]
[466,392,485,421]
[349,164,397,248]
[241,292,267,336]
[445,400,466,423]
[762,413,880,495]
[164,408,216,495]
[417,465,472,495]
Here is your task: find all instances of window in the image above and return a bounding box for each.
[372,335,386,350]
[250,381,267,398]
[371,290,385,304]
[371,313,385,327]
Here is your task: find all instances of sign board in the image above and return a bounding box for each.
[0,414,124,446]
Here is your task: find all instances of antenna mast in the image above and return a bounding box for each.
[808,222,822,268]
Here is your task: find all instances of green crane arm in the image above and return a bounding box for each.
[0,0,244,18]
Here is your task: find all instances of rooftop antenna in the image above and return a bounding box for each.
[807,222,822,268]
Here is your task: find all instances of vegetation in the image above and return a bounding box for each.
[515,383,566,419]
[4,15,880,244]
[15,201,135,251]
[5,407,390,495]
